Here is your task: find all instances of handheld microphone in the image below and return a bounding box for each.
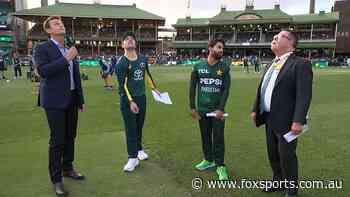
[65,36,75,48]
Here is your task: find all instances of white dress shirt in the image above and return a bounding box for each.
[50,38,75,90]
[261,52,293,112]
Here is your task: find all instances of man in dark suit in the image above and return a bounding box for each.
[34,16,85,197]
[251,31,313,197]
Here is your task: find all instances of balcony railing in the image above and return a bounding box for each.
[29,33,158,42]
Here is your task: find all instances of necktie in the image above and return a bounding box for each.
[260,58,279,112]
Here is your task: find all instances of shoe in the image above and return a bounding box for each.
[194,160,216,171]
[53,182,68,197]
[123,158,139,172]
[137,150,149,160]
[63,170,85,180]
[216,166,229,180]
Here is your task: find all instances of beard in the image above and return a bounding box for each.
[125,46,136,51]
[212,51,223,60]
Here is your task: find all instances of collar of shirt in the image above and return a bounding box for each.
[50,38,66,50]
[273,52,293,70]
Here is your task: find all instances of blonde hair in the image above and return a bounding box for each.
[43,16,62,30]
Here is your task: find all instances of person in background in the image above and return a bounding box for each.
[99,57,114,90]
[0,55,6,80]
[13,52,22,79]
[243,56,249,73]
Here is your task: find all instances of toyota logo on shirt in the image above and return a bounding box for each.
[134,69,143,81]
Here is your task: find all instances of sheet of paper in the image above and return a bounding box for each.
[283,125,309,143]
[152,90,173,105]
[206,112,229,117]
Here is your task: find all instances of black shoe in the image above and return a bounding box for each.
[53,182,68,197]
[63,170,85,180]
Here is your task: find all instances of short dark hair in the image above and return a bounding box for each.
[43,16,61,30]
[122,31,137,43]
[208,38,225,48]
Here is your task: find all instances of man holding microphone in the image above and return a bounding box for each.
[34,16,85,197]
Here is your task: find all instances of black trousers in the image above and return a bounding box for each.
[14,66,22,77]
[45,92,78,183]
[244,64,249,73]
[198,115,225,166]
[254,63,260,72]
[120,95,146,158]
[265,113,298,194]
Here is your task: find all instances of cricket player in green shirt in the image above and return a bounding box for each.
[189,38,231,180]
[116,32,159,172]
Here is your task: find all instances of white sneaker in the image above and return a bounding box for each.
[137,150,149,160]
[123,158,139,172]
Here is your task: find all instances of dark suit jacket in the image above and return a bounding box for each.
[34,40,84,109]
[252,54,313,134]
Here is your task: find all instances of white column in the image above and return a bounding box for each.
[91,23,93,57]
[71,19,75,39]
[233,27,236,42]
[259,28,262,42]
[308,50,312,60]
[114,22,117,38]
[310,24,314,40]
[334,23,338,40]
[190,27,193,41]
[155,23,158,40]
[161,39,164,54]
[209,27,211,40]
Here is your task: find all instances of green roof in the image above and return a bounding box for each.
[174,9,293,27]
[12,2,165,22]
[211,8,291,21]
[174,7,339,27]
[292,12,339,24]
[173,18,210,27]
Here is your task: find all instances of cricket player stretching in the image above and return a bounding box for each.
[116,32,159,172]
[189,38,231,180]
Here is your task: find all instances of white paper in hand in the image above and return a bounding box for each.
[206,112,229,117]
[152,90,173,105]
[283,125,309,143]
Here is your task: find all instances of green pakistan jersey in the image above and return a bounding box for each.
[116,55,156,102]
[189,60,231,113]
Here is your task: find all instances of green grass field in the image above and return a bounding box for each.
[0,66,349,197]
